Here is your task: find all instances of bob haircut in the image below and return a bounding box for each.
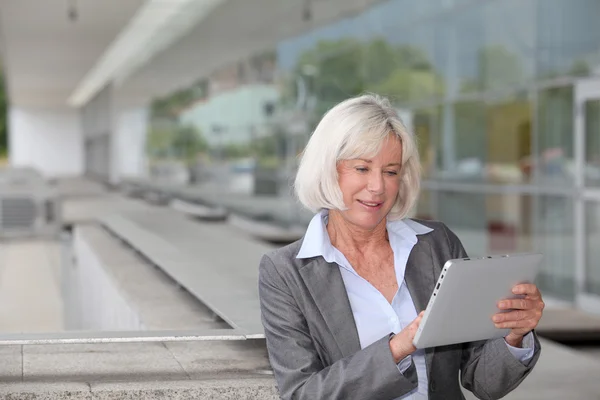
[294,94,421,221]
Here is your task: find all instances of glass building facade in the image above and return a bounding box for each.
[147,0,600,311]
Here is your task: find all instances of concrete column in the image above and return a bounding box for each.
[110,106,149,183]
[8,107,84,177]
[82,85,113,181]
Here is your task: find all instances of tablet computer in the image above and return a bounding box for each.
[412,253,542,349]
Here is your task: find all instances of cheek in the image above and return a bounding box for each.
[338,173,363,195]
[386,178,400,198]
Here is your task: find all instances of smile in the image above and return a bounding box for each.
[358,200,383,208]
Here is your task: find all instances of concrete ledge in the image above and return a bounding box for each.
[228,214,305,243]
[0,340,275,399]
[169,199,228,222]
[536,307,600,342]
[71,224,227,331]
[0,345,22,383]
[0,383,93,400]
[3,338,600,399]
[90,379,278,400]
[0,380,278,400]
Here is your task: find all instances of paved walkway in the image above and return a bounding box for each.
[0,240,64,333]
[464,339,600,400]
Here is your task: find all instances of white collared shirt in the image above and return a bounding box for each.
[297,210,535,399]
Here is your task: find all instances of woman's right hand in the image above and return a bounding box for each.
[389,311,425,363]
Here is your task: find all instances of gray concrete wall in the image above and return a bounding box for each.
[66,225,229,331]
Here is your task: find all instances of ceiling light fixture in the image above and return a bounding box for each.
[67,0,225,107]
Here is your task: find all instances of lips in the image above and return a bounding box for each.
[358,200,383,207]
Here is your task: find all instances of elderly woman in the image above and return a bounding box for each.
[258,94,543,400]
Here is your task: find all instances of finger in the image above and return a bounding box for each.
[413,312,425,325]
[494,318,537,330]
[493,310,529,323]
[512,284,540,298]
[498,298,535,310]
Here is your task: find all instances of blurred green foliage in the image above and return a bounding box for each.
[147,124,209,165]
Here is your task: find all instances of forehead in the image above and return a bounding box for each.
[359,135,402,161]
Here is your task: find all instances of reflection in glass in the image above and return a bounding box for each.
[480,0,535,90]
[424,94,535,185]
[585,202,600,295]
[438,192,534,257]
[536,0,600,79]
[439,192,487,256]
[362,35,443,105]
[451,4,485,94]
[448,0,535,93]
[486,194,534,255]
[585,99,600,186]
[439,192,574,301]
[437,101,486,181]
[414,190,435,221]
[486,96,533,183]
[536,85,574,184]
[535,196,575,300]
[412,107,440,178]
[138,0,596,310]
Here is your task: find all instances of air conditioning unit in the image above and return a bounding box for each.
[0,168,61,238]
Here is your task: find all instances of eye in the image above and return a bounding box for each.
[355,167,369,173]
[384,170,399,176]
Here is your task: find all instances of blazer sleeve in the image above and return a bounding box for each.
[258,254,418,400]
[440,224,541,400]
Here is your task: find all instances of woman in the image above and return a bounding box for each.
[258,94,544,400]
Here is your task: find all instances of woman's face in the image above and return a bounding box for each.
[336,135,402,231]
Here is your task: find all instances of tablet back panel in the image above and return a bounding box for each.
[412,253,542,349]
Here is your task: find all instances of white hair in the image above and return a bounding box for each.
[294,94,421,220]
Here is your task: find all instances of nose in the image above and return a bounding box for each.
[367,171,384,195]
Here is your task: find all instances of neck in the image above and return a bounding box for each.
[326,210,388,256]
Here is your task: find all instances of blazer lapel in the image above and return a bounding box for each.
[299,258,361,358]
[404,239,437,380]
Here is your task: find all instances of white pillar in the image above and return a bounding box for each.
[8,107,84,177]
[110,106,149,183]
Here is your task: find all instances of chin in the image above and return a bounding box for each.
[351,214,387,230]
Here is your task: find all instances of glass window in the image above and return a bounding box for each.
[438,192,487,255]
[364,26,442,105]
[436,101,486,181]
[444,4,486,95]
[536,0,600,79]
[414,190,436,221]
[412,106,441,178]
[302,40,365,116]
[440,193,573,301]
[486,95,533,184]
[584,99,600,187]
[438,192,534,256]
[585,202,600,296]
[436,95,532,183]
[436,0,535,96]
[535,85,574,185]
[480,0,535,91]
[486,194,534,255]
[534,195,575,300]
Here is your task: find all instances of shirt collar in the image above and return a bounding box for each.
[296,209,433,260]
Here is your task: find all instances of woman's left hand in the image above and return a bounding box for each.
[492,283,545,347]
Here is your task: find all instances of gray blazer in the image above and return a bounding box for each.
[258,219,541,400]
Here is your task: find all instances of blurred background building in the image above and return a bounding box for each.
[0,0,599,398]
[133,0,600,312]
